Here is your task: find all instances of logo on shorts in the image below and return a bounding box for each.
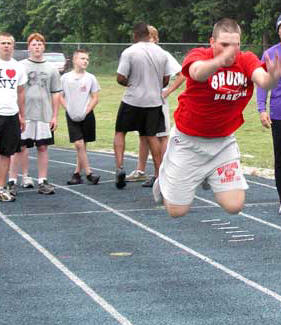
[217,162,241,183]
[173,136,181,144]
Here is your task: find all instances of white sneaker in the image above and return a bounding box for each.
[152,177,163,204]
[279,205,281,215]
[22,175,34,188]
[126,170,147,182]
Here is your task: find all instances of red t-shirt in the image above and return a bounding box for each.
[174,47,264,137]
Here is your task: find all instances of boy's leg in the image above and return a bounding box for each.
[74,139,90,174]
[0,155,10,188]
[37,144,49,179]
[215,190,245,214]
[146,135,161,177]
[137,136,149,171]
[126,136,148,182]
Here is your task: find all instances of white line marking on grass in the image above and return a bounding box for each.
[0,211,133,325]
[37,183,281,304]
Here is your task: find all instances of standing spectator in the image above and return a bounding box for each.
[257,15,281,214]
[8,33,61,195]
[154,18,281,217]
[0,32,27,202]
[60,49,100,185]
[114,22,170,189]
[126,25,185,187]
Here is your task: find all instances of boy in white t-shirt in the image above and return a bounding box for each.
[0,32,27,202]
[60,49,101,185]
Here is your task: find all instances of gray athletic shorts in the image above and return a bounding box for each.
[159,126,248,205]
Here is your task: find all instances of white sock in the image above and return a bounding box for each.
[38,178,47,184]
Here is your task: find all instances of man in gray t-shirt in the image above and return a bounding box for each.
[8,33,61,196]
[114,22,170,189]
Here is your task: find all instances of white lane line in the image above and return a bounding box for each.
[211,222,230,226]
[226,230,249,234]
[247,180,276,190]
[229,238,255,242]
[217,227,240,230]
[201,219,221,223]
[29,156,115,174]
[0,212,133,325]
[231,234,255,238]
[33,182,281,304]
[6,207,165,218]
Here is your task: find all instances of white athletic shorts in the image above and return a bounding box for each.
[21,120,53,147]
[156,100,170,137]
[158,126,248,205]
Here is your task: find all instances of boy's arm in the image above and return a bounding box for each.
[50,92,60,131]
[17,85,25,132]
[60,92,67,109]
[162,72,185,98]
[85,91,99,115]
[252,52,281,90]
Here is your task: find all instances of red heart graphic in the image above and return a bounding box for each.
[6,69,16,78]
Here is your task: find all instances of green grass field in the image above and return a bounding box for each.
[55,74,274,170]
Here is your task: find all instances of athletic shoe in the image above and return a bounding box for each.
[22,175,34,188]
[201,178,211,190]
[86,173,100,185]
[6,180,17,196]
[126,170,147,182]
[0,189,16,202]
[115,168,126,189]
[38,180,55,195]
[152,177,163,204]
[67,173,83,185]
[142,176,156,187]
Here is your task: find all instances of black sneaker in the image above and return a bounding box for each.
[142,176,156,188]
[115,168,126,189]
[67,173,83,185]
[38,180,55,195]
[202,178,211,190]
[6,180,17,196]
[86,173,100,185]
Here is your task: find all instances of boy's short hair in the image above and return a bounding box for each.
[212,18,241,39]
[0,32,15,43]
[27,33,46,45]
[73,49,89,58]
[133,22,149,39]
[148,25,159,43]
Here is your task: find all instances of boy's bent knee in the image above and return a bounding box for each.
[164,200,190,217]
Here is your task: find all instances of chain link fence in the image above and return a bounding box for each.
[15,42,265,75]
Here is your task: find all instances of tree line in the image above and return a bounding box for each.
[1,0,281,48]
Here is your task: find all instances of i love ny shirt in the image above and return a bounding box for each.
[0,58,27,116]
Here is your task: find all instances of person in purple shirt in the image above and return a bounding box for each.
[257,14,281,214]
